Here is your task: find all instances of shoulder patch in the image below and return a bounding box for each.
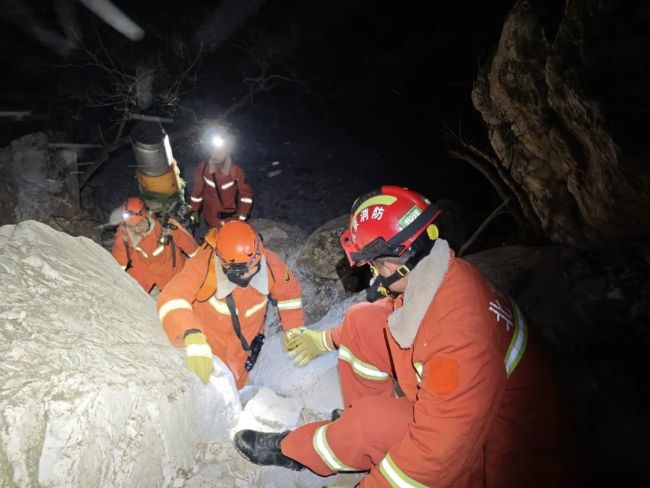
[425,356,459,396]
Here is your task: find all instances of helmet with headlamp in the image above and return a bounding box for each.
[120,197,149,225]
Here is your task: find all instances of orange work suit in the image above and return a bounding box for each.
[157,246,304,388]
[111,217,198,293]
[281,239,574,487]
[189,159,253,227]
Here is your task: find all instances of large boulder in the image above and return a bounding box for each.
[0,133,102,242]
[472,0,650,256]
[0,221,240,488]
[250,216,355,324]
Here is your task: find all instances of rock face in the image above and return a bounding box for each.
[472,0,650,255]
[0,221,240,488]
[251,216,354,324]
[0,133,102,242]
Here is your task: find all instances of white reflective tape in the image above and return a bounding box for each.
[152,245,165,257]
[135,246,148,258]
[505,303,528,377]
[203,176,216,188]
[120,264,128,270]
[379,454,426,488]
[158,298,193,322]
[240,197,253,204]
[245,298,268,318]
[339,345,390,381]
[187,248,199,258]
[238,215,247,221]
[313,425,357,472]
[221,181,235,190]
[208,297,231,315]
[186,343,213,358]
[190,196,203,203]
[320,331,334,352]
[277,298,303,311]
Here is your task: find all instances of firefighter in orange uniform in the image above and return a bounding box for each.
[233,186,575,487]
[189,128,254,228]
[157,220,304,388]
[111,197,199,293]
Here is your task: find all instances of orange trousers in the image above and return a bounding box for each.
[280,303,576,486]
[281,303,406,476]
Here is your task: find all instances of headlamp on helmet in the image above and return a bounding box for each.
[120,197,148,225]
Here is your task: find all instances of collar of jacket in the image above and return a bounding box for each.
[387,238,451,348]
[125,215,156,248]
[215,254,269,299]
[207,156,232,176]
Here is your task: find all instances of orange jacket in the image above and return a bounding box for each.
[157,246,304,387]
[360,240,569,487]
[189,160,253,227]
[111,217,198,292]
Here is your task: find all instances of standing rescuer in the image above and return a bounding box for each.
[157,220,305,388]
[111,196,199,293]
[233,186,575,486]
[189,128,254,228]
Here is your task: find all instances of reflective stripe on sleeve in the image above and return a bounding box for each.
[158,298,193,322]
[313,425,358,472]
[339,345,390,381]
[221,181,235,190]
[152,245,165,257]
[203,176,216,188]
[190,196,203,203]
[505,302,528,377]
[238,215,247,221]
[240,197,253,204]
[186,343,213,358]
[245,298,268,318]
[378,454,427,488]
[120,264,128,270]
[209,297,231,316]
[277,298,303,311]
[187,248,199,258]
[135,246,148,258]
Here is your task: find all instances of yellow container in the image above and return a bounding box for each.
[136,160,180,196]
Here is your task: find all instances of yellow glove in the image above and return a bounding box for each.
[284,327,335,367]
[190,211,200,227]
[183,331,213,384]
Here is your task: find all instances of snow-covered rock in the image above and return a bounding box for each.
[0,221,240,488]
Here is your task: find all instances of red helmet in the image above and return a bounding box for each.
[340,186,442,266]
[121,197,149,225]
[215,221,263,275]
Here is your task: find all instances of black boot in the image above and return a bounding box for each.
[331,408,343,421]
[233,430,305,471]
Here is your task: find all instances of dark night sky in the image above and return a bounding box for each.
[1,0,517,237]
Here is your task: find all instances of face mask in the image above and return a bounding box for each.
[224,265,260,287]
[365,263,410,302]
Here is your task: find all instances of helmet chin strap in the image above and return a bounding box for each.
[366,259,415,303]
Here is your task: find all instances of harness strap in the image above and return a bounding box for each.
[225,293,250,353]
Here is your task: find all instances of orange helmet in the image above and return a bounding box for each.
[121,197,149,225]
[215,221,263,276]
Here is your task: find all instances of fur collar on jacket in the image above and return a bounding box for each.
[125,215,156,248]
[207,156,233,176]
[215,255,269,299]
[387,239,451,348]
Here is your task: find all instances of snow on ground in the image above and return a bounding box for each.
[0,220,363,487]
